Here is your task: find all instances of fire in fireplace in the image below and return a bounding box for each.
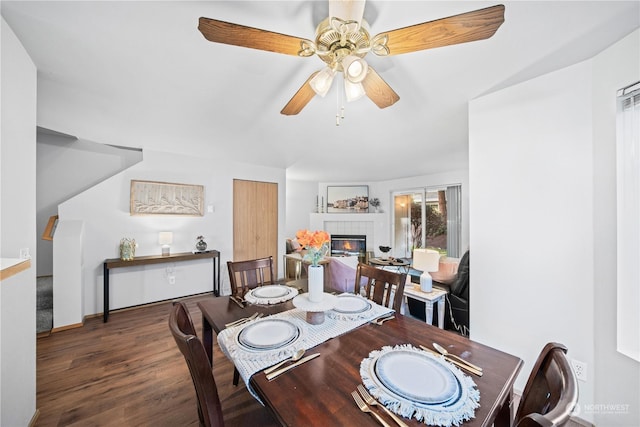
[330,235,367,257]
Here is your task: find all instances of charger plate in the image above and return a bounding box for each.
[332,294,372,314]
[252,285,290,298]
[360,345,480,426]
[237,319,300,351]
[244,285,298,305]
[373,350,459,405]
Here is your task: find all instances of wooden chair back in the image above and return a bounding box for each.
[227,256,274,297]
[355,263,407,312]
[515,342,579,427]
[169,302,225,427]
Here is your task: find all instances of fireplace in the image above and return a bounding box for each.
[331,235,367,258]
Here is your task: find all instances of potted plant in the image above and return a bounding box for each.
[369,198,380,212]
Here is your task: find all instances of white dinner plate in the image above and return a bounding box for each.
[251,285,290,299]
[237,319,300,351]
[373,350,460,405]
[332,295,371,314]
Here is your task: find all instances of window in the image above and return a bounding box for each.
[392,185,462,259]
[616,81,640,362]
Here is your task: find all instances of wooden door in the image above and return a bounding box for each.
[233,179,278,275]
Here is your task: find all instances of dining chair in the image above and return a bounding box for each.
[514,342,579,427]
[169,301,277,427]
[226,256,274,386]
[227,256,274,297]
[355,263,407,313]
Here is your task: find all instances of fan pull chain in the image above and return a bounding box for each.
[336,74,346,126]
[336,78,341,126]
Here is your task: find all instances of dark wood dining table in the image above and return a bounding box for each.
[197,288,523,427]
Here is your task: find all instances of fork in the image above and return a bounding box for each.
[351,391,391,427]
[357,385,409,427]
[224,312,256,328]
[225,312,261,328]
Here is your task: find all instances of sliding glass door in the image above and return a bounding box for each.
[392,185,461,259]
[393,191,423,259]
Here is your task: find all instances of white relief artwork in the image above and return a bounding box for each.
[130,180,204,216]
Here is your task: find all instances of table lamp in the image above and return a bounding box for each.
[159,231,173,256]
[412,248,441,292]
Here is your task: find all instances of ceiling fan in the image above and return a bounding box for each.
[198,1,505,116]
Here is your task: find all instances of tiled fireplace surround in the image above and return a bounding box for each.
[309,213,388,256]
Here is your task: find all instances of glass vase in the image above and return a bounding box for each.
[119,238,136,261]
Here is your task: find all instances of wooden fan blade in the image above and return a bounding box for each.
[281,72,320,115]
[361,67,399,109]
[198,17,308,56]
[374,4,505,56]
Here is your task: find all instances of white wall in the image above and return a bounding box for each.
[0,16,37,426]
[285,178,317,238]
[469,29,639,426]
[57,150,286,322]
[36,129,142,276]
[53,221,84,328]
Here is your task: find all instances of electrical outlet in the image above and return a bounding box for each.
[571,359,587,382]
[168,276,175,285]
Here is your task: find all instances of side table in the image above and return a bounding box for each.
[403,284,447,329]
[368,257,410,273]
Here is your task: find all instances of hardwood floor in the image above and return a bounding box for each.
[35,294,261,426]
[36,294,591,427]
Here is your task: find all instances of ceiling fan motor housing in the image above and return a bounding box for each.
[313,17,371,71]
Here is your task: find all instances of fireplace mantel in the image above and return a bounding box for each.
[310,212,385,222]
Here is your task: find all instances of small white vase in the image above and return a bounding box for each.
[308,265,324,302]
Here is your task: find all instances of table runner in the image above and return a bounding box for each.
[217,295,393,400]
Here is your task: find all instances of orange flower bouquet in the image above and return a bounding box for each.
[296,229,330,266]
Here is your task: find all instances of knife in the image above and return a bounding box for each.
[370,314,395,325]
[419,345,483,377]
[266,353,320,381]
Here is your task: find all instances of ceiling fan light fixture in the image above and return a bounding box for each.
[309,67,337,97]
[342,55,368,83]
[344,79,365,102]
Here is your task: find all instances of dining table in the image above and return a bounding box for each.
[197,283,523,427]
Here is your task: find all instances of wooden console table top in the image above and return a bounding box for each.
[105,250,219,269]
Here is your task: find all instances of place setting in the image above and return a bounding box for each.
[359,344,480,427]
[242,284,299,305]
[223,315,309,361]
[217,313,313,395]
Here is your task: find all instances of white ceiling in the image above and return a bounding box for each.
[2,1,639,182]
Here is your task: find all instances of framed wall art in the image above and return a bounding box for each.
[130,180,204,216]
[326,185,369,213]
